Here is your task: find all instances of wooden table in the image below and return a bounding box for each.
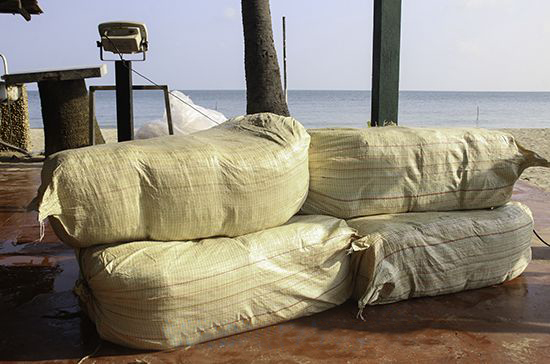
[2,65,107,156]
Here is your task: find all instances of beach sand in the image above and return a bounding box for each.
[500,128,550,192]
[23,127,550,192]
[29,128,119,149]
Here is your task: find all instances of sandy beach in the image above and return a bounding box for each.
[500,128,550,192]
[29,128,119,149]
[25,127,550,192]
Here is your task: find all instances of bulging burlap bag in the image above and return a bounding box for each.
[76,215,355,349]
[347,202,533,312]
[302,127,548,218]
[32,113,310,247]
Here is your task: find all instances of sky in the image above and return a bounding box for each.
[1,0,550,91]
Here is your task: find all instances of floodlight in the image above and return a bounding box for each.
[97,22,148,61]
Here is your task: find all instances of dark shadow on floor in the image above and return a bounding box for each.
[532,246,550,260]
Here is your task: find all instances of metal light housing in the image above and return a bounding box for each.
[98,22,148,61]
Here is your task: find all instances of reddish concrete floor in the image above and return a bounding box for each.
[0,163,549,363]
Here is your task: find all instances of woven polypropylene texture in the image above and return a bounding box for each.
[76,215,355,349]
[33,113,310,247]
[347,202,533,308]
[302,127,549,218]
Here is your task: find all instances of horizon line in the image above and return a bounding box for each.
[25,88,550,93]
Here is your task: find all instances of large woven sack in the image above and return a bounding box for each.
[75,215,355,349]
[347,202,533,311]
[32,113,310,247]
[302,127,548,218]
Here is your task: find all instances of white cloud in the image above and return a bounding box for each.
[457,40,482,58]
[462,0,510,9]
[223,7,237,20]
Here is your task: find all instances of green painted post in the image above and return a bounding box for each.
[371,0,402,126]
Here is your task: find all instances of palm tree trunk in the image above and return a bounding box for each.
[241,0,290,116]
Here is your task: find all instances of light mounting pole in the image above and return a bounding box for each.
[97,22,148,141]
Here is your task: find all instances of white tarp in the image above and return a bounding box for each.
[135,91,226,139]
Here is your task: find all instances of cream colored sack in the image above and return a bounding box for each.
[302,127,548,218]
[347,202,533,310]
[76,215,355,350]
[33,113,310,247]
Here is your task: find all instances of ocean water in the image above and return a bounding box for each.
[27,90,550,129]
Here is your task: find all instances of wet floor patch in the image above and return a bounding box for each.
[0,263,62,310]
[0,241,79,310]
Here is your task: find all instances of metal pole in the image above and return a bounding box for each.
[282,16,288,103]
[0,53,9,75]
[88,88,95,145]
[115,60,134,141]
[371,0,402,126]
[163,86,174,135]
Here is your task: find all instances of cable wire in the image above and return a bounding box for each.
[534,229,550,248]
[102,33,221,125]
[98,34,550,251]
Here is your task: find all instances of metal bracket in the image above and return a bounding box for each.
[97,42,147,62]
[88,85,174,145]
[17,0,31,21]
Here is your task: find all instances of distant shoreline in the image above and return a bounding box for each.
[25,89,550,93]
[26,90,550,129]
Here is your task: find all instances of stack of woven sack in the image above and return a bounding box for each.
[32,113,356,349]
[301,127,548,317]
[32,114,548,349]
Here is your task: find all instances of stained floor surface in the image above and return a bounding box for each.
[0,163,549,363]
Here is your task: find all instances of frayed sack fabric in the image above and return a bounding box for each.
[32,113,310,247]
[347,202,533,311]
[76,215,355,350]
[302,127,549,218]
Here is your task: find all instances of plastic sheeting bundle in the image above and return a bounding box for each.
[135,91,226,139]
[32,113,310,247]
[76,215,355,349]
[347,202,533,311]
[302,127,549,218]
